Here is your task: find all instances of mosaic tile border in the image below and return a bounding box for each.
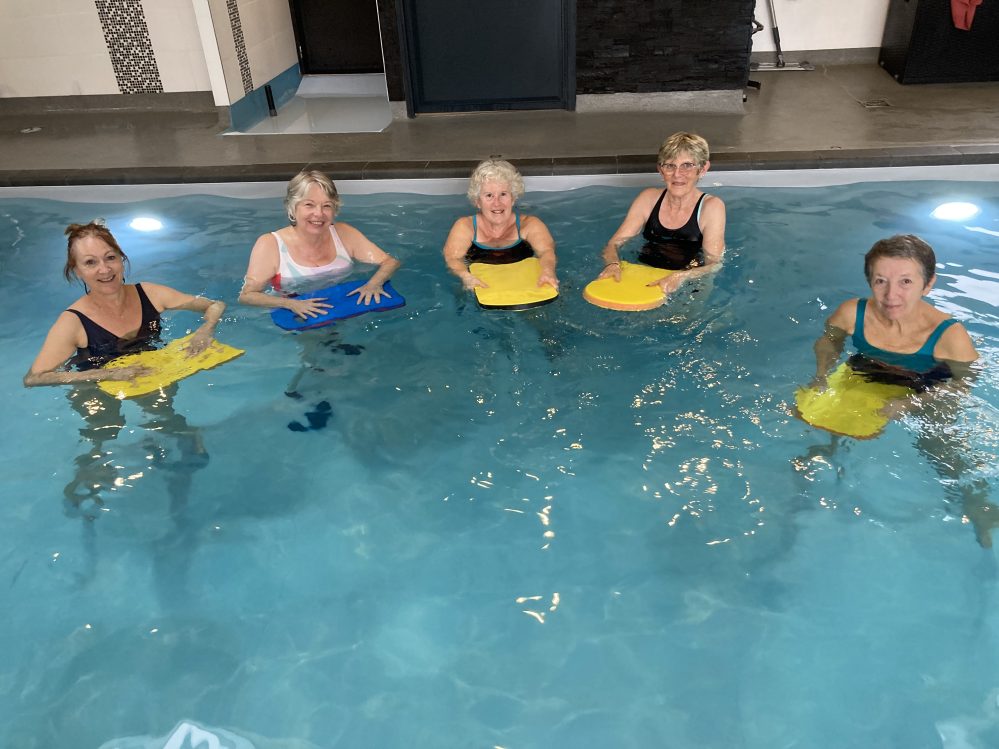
[95,0,164,95]
[227,0,253,95]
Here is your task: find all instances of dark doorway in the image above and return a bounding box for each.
[289,0,385,74]
[397,0,575,115]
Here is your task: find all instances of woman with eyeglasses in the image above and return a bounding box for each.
[598,132,726,296]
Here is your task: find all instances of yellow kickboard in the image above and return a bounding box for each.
[794,363,912,439]
[583,261,673,311]
[98,333,244,399]
[469,257,558,310]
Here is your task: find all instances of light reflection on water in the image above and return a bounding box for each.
[1,179,998,748]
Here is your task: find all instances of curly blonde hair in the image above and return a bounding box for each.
[466,159,525,207]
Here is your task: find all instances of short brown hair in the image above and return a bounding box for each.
[864,234,936,285]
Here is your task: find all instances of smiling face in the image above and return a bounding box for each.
[868,256,934,320]
[477,180,515,223]
[658,149,705,196]
[70,235,126,293]
[293,182,337,234]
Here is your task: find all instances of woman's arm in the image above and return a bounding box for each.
[522,215,558,289]
[649,195,727,295]
[599,188,660,281]
[142,282,226,355]
[23,312,147,387]
[238,233,331,319]
[336,222,402,304]
[443,217,483,290]
[811,299,857,385]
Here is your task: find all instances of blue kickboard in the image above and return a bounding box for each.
[271,280,406,331]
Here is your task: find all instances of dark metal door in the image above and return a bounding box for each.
[398,0,575,114]
[289,0,384,74]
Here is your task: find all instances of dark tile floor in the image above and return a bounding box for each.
[1,64,998,186]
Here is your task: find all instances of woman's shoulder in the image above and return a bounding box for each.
[828,297,861,331]
[519,213,548,229]
[635,186,664,202]
[701,192,725,208]
[252,230,282,252]
[626,187,665,215]
[519,214,554,241]
[47,308,88,348]
[332,220,362,238]
[135,282,185,310]
[134,281,167,296]
[446,215,475,236]
[935,317,978,362]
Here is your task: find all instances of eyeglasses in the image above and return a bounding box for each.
[661,162,700,173]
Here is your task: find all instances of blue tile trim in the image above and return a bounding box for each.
[227,64,303,132]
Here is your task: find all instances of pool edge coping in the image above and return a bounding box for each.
[3,146,999,187]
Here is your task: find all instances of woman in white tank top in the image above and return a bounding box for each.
[239,170,401,321]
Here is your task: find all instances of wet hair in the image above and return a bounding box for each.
[467,159,525,207]
[657,132,710,168]
[864,234,937,286]
[63,220,129,282]
[285,169,342,224]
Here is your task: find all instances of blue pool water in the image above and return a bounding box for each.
[1,172,998,748]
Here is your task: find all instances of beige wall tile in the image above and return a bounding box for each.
[0,53,117,96]
[144,0,211,91]
[156,50,213,92]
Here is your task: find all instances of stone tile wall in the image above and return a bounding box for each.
[577,0,755,94]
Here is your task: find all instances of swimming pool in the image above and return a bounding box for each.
[2,167,998,748]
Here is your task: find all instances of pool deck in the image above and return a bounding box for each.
[1,64,998,186]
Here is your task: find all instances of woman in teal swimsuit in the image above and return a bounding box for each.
[443,159,558,291]
[808,234,994,544]
[815,234,977,383]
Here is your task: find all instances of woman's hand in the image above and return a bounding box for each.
[807,372,829,392]
[649,272,685,295]
[878,394,915,420]
[287,296,332,319]
[598,262,622,282]
[183,329,215,357]
[348,283,391,306]
[462,272,487,290]
[537,272,559,290]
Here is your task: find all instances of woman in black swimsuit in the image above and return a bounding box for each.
[24,221,225,517]
[443,159,558,291]
[25,221,224,386]
[599,132,726,297]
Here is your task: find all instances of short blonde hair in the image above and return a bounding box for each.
[466,159,525,207]
[285,169,342,224]
[657,132,710,167]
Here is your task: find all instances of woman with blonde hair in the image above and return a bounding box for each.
[443,158,558,291]
[599,132,726,297]
[240,169,400,318]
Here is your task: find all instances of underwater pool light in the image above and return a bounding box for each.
[129,216,163,232]
[931,202,980,221]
